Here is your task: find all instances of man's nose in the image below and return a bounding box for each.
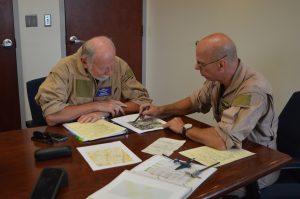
[105,67,113,75]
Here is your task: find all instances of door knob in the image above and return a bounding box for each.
[1,39,13,48]
[69,36,85,44]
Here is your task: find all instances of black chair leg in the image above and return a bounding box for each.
[244,181,261,199]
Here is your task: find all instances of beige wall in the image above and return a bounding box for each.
[145,0,300,125]
[14,0,300,126]
[14,0,65,127]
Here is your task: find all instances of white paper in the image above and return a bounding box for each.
[132,155,217,193]
[77,141,141,171]
[112,114,166,134]
[180,146,255,166]
[142,138,186,156]
[87,170,190,199]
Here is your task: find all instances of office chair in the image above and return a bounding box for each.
[259,91,300,199]
[26,77,47,127]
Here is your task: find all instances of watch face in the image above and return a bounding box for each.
[184,123,193,129]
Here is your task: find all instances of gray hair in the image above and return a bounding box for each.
[81,36,115,63]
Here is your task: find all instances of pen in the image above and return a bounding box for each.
[188,162,220,178]
[133,105,150,122]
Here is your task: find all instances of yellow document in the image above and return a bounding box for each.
[87,147,133,166]
[77,141,141,171]
[63,119,127,142]
[180,146,255,166]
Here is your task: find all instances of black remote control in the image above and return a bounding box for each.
[29,168,68,199]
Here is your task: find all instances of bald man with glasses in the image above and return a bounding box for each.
[139,33,279,197]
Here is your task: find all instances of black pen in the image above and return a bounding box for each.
[133,105,150,122]
[188,162,220,178]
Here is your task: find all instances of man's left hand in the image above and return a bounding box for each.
[163,117,184,134]
[77,112,109,123]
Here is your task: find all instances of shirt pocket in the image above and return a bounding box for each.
[75,79,94,98]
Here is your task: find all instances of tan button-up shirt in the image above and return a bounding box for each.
[35,48,151,116]
[190,60,279,188]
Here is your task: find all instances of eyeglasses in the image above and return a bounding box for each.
[31,131,68,144]
[196,55,227,68]
[31,131,54,144]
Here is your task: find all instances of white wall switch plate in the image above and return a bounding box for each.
[44,14,51,27]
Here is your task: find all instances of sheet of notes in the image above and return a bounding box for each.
[180,146,255,166]
[142,137,186,156]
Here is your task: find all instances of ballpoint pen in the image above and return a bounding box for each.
[133,105,150,122]
[187,162,220,178]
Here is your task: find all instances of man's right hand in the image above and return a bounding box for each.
[95,100,127,117]
[139,103,161,119]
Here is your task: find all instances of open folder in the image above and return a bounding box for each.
[63,119,127,142]
[87,155,217,199]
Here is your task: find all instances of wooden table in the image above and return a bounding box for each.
[0,117,291,199]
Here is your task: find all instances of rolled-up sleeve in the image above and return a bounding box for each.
[215,92,267,149]
[190,81,213,113]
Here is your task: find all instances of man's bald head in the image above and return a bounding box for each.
[196,33,237,63]
[81,36,116,64]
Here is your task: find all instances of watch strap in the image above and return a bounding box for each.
[182,126,187,138]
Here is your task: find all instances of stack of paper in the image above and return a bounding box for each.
[87,155,217,199]
[63,119,127,142]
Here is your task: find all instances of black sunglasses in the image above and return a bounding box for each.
[31,131,54,144]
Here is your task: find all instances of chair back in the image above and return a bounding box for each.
[277,91,300,158]
[26,77,47,127]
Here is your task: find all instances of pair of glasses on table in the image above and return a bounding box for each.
[31,131,68,144]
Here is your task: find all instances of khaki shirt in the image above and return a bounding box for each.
[35,48,151,116]
[190,60,279,188]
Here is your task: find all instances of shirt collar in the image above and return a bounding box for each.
[223,59,246,96]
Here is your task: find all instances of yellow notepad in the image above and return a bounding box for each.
[180,146,255,166]
[63,119,127,142]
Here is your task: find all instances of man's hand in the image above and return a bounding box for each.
[77,112,109,123]
[163,117,184,134]
[96,100,127,117]
[138,103,162,119]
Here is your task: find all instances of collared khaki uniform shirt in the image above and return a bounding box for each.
[190,60,279,188]
[35,48,151,116]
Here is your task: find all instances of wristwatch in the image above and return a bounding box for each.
[181,123,193,137]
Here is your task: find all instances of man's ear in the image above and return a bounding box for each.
[81,57,88,68]
[218,60,226,72]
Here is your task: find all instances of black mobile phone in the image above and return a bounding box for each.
[48,132,68,142]
[29,168,68,199]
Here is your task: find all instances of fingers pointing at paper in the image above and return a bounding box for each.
[138,103,161,119]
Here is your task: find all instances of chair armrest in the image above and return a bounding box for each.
[26,120,33,128]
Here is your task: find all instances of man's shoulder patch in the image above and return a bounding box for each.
[232,94,251,107]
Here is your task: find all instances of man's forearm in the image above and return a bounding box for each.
[186,127,226,150]
[45,102,99,126]
[123,101,140,114]
[159,97,196,118]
